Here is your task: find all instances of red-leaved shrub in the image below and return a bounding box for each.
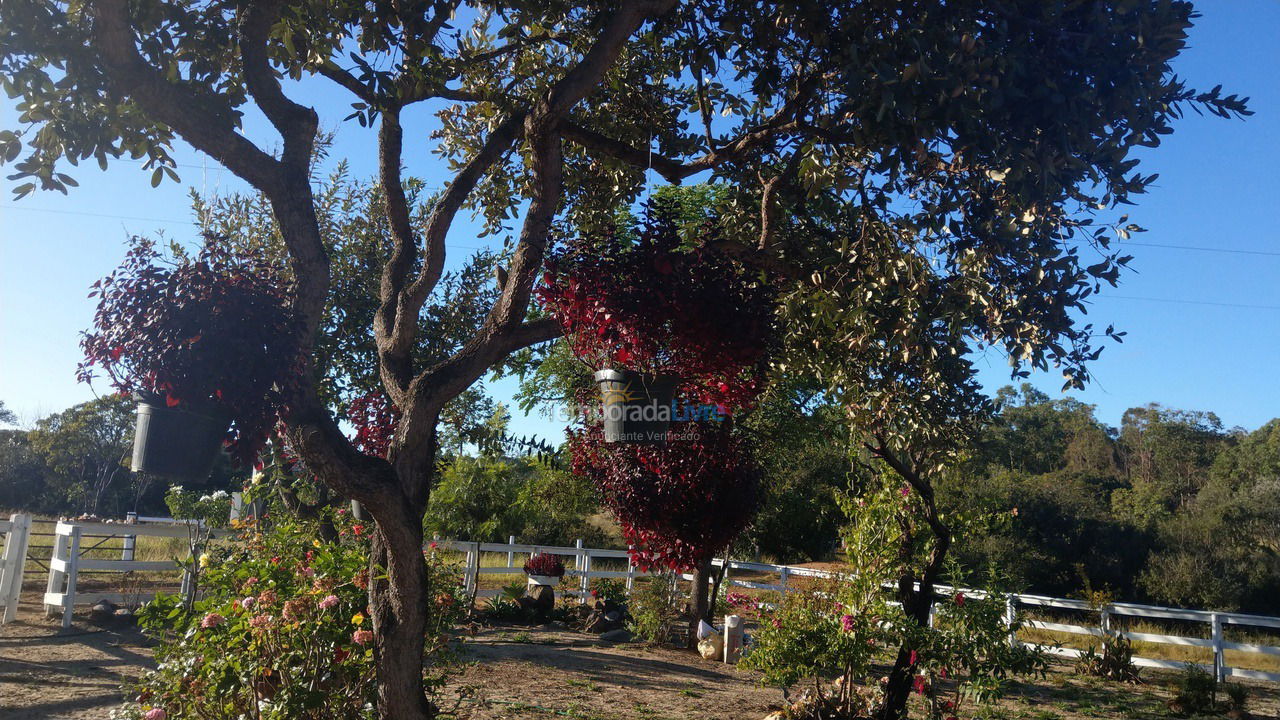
[79,237,301,466]
[523,552,566,578]
[536,205,774,411]
[569,421,760,571]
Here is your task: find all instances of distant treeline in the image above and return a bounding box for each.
[942,384,1280,615]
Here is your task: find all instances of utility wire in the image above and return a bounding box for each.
[1109,295,1280,311]
[1122,241,1280,258]
[0,203,488,251]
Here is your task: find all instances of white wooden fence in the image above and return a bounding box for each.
[0,513,33,624]
[439,538,1280,684]
[43,520,205,628]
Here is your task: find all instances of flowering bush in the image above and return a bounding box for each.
[79,237,302,466]
[112,514,466,720]
[568,421,759,571]
[536,202,775,410]
[743,475,1047,719]
[523,552,566,578]
[163,485,233,528]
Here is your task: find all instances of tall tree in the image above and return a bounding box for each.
[2,2,1244,717]
[26,394,134,514]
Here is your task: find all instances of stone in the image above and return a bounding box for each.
[89,600,118,621]
[520,584,555,619]
[599,628,634,643]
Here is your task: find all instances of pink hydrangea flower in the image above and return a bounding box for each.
[241,596,256,609]
[200,612,224,629]
[143,709,166,720]
[840,614,855,632]
[352,629,375,646]
[319,594,340,610]
[249,614,273,629]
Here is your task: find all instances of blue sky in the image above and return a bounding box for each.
[1,2,1277,442]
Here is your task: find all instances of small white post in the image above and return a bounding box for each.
[44,526,69,618]
[778,567,790,598]
[1005,596,1017,648]
[229,492,243,522]
[61,526,82,629]
[724,614,744,663]
[507,536,516,568]
[1100,605,1112,635]
[625,556,636,593]
[575,539,588,602]
[1212,613,1226,682]
[121,512,137,561]
[464,544,477,596]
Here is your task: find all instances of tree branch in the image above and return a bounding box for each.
[90,0,281,190]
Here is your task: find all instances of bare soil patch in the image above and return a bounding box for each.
[0,596,154,720]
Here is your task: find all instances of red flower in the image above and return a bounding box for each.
[954,592,965,606]
[351,524,364,536]
[912,675,927,695]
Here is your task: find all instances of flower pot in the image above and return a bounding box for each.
[131,397,230,480]
[527,574,562,586]
[593,369,678,445]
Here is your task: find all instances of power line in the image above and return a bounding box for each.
[1109,295,1280,311]
[1123,241,1280,258]
[0,203,488,251]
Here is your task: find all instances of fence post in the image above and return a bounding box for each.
[59,526,82,629]
[121,512,137,561]
[229,492,243,523]
[625,554,635,593]
[1,513,32,624]
[43,525,69,618]
[1212,613,1226,682]
[507,536,516,569]
[1005,596,1017,648]
[778,567,790,598]
[1100,604,1111,641]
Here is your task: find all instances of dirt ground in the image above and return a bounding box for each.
[440,626,782,719]
[0,596,154,720]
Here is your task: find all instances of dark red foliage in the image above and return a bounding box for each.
[523,552,566,578]
[346,391,400,459]
[535,205,775,411]
[569,422,760,572]
[78,237,302,467]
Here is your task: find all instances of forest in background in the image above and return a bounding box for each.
[2,385,1277,615]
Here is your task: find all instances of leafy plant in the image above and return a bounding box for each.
[1223,682,1249,714]
[589,578,628,605]
[627,573,682,644]
[1168,664,1217,716]
[79,237,301,466]
[163,485,233,527]
[112,513,465,719]
[536,202,775,410]
[523,552,566,578]
[1075,632,1140,683]
[568,421,759,572]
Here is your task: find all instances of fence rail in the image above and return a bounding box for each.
[437,537,1280,684]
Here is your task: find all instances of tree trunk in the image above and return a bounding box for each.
[687,559,714,645]
[878,527,951,720]
[368,501,433,719]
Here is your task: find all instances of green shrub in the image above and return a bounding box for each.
[1169,664,1217,716]
[1075,631,1140,683]
[627,574,681,644]
[111,514,466,719]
